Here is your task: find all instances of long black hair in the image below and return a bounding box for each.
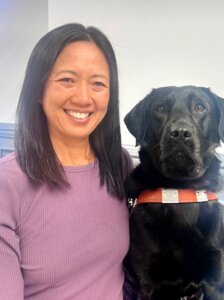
[15,23,126,200]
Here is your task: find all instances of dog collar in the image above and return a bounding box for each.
[135,188,218,205]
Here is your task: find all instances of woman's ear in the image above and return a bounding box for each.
[124,90,154,146]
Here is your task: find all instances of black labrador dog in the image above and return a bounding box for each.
[124,86,224,300]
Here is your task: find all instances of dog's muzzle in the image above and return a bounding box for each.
[159,119,203,179]
[161,154,204,180]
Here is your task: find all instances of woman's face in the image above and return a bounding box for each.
[42,41,110,145]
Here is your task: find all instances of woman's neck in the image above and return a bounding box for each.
[50,137,95,166]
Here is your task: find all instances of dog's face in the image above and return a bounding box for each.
[125,86,224,181]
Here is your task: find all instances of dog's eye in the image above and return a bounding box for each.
[194,103,206,113]
[155,104,165,114]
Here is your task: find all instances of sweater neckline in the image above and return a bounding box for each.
[63,160,98,173]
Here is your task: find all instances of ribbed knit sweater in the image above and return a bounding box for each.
[0,151,133,300]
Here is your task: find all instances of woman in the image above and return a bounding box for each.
[0,23,134,299]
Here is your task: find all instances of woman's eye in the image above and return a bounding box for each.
[94,81,106,87]
[60,78,73,83]
[194,103,206,113]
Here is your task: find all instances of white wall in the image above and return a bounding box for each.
[1,0,224,151]
[0,0,48,122]
[48,0,224,147]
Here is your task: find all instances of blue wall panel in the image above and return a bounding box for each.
[0,123,15,158]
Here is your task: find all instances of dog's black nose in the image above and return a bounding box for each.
[169,126,192,140]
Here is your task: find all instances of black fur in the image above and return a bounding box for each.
[124,86,224,300]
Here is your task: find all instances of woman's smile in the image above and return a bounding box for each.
[64,109,92,122]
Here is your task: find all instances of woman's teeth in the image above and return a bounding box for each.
[66,110,90,119]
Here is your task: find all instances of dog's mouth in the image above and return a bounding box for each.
[161,151,204,180]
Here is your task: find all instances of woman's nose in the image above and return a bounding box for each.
[71,82,91,105]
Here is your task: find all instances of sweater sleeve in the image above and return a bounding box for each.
[0,175,24,299]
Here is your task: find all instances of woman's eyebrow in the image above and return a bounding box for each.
[55,70,78,76]
[54,70,108,80]
[91,74,109,80]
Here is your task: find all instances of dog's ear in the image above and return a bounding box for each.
[215,95,224,142]
[205,88,224,142]
[124,91,153,146]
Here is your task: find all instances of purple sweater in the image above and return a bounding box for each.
[0,151,133,300]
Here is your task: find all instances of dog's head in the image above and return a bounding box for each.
[125,86,224,181]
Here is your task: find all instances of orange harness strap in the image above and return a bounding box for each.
[137,188,218,205]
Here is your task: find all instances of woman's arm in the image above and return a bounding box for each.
[0,177,24,299]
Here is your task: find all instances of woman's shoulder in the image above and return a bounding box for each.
[122,147,132,162]
[0,152,29,220]
[0,151,21,172]
[0,152,27,186]
[122,147,134,175]
[0,151,16,163]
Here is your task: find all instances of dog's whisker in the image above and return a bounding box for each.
[151,142,161,151]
